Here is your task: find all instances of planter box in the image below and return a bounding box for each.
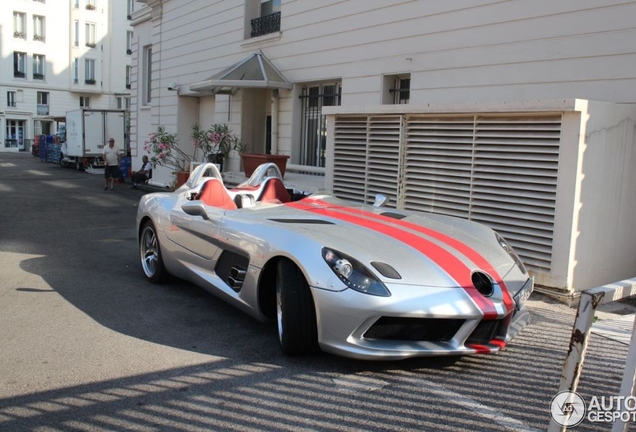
[241,153,290,177]
[175,171,189,188]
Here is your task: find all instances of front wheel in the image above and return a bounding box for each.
[276,259,319,355]
[140,221,166,283]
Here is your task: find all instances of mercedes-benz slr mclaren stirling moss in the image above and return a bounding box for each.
[136,162,534,360]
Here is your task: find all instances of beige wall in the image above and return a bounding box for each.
[132,0,636,168]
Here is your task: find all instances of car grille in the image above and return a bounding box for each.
[363,317,464,342]
[466,319,503,345]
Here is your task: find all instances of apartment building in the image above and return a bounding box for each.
[130,0,636,298]
[1,0,137,152]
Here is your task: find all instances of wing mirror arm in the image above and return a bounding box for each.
[373,194,389,208]
[181,202,210,220]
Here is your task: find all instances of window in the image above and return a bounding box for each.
[80,96,90,107]
[74,0,79,8]
[85,23,96,47]
[14,52,26,78]
[86,0,96,10]
[33,0,45,3]
[37,92,49,115]
[261,0,281,16]
[143,45,152,105]
[383,74,410,104]
[37,92,49,105]
[74,20,79,46]
[126,65,132,89]
[117,96,131,109]
[13,12,26,39]
[126,31,133,54]
[250,0,281,37]
[33,54,45,80]
[73,58,79,83]
[299,81,341,167]
[7,92,16,107]
[85,59,96,84]
[33,15,45,41]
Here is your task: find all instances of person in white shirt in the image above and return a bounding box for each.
[131,155,152,189]
[103,138,120,191]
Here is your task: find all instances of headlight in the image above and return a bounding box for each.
[495,233,527,275]
[322,248,391,297]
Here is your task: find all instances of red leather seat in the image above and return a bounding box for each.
[258,178,291,203]
[195,179,237,210]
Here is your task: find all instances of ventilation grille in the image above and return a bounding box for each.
[366,116,401,205]
[332,113,562,273]
[470,116,560,271]
[404,116,474,217]
[333,116,367,201]
[333,115,401,204]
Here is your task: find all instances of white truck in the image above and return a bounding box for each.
[60,109,128,170]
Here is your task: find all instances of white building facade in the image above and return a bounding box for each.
[1,0,137,152]
[130,0,636,298]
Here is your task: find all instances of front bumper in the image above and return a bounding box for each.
[311,278,533,360]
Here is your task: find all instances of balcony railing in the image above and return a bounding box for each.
[33,73,44,80]
[14,71,26,78]
[33,35,45,42]
[7,101,16,107]
[37,104,49,115]
[85,79,96,85]
[86,42,96,48]
[14,31,26,39]
[251,12,280,38]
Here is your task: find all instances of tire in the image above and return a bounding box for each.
[75,159,82,171]
[140,221,166,283]
[276,259,319,355]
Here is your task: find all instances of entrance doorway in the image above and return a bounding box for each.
[5,120,25,149]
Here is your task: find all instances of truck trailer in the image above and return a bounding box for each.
[60,109,128,170]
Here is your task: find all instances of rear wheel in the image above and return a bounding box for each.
[276,259,319,355]
[140,221,166,283]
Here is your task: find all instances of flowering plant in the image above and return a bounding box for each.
[144,126,193,172]
[191,123,242,162]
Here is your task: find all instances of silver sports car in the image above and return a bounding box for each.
[137,162,533,360]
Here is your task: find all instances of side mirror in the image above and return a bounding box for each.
[373,194,389,208]
[181,202,209,220]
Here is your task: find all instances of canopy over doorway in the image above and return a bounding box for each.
[189,50,292,95]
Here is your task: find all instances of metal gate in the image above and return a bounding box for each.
[299,83,341,167]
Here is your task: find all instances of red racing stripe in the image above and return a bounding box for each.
[288,201,499,319]
[303,198,514,314]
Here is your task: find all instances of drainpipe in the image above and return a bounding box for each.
[271,89,279,154]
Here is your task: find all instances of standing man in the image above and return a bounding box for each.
[131,155,152,189]
[103,138,120,191]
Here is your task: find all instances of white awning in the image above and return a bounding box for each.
[189,50,292,95]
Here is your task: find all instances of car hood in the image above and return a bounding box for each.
[236,194,516,288]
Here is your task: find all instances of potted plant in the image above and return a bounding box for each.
[241,152,290,177]
[190,123,241,171]
[144,126,193,188]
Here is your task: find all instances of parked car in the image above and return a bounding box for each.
[136,162,534,360]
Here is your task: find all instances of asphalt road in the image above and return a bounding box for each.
[0,152,630,431]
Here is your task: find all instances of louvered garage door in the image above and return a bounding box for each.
[333,115,401,204]
[332,113,561,273]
